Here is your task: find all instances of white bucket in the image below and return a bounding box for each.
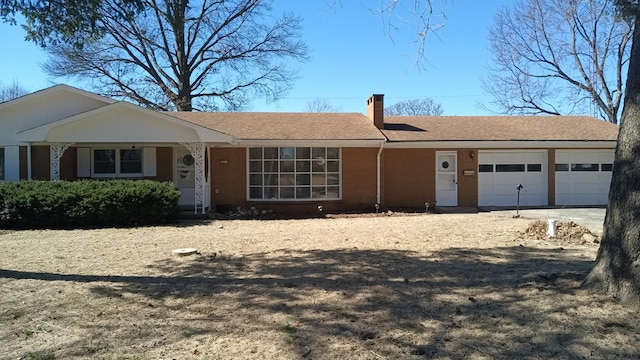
[547,219,557,238]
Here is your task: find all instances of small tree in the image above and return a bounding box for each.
[384,98,443,116]
[0,81,28,102]
[304,98,341,113]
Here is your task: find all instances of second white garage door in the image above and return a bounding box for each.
[555,150,613,206]
[478,151,548,207]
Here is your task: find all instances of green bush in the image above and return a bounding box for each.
[0,180,180,229]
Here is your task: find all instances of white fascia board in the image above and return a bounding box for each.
[0,84,115,110]
[383,140,617,149]
[224,139,386,148]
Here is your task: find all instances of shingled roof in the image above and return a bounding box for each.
[166,111,618,143]
[166,112,386,141]
[382,116,618,142]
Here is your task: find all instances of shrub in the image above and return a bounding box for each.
[0,180,180,229]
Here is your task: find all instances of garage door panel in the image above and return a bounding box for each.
[555,183,570,193]
[478,151,547,207]
[525,153,544,162]
[569,173,601,184]
[522,184,545,193]
[521,195,545,206]
[571,182,602,193]
[493,173,525,185]
[555,150,614,206]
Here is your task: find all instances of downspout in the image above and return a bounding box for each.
[27,143,32,180]
[207,145,211,211]
[376,141,384,205]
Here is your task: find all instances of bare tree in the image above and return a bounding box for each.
[0,80,29,102]
[42,0,308,111]
[304,98,341,112]
[384,98,443,115]
[484,0,632,124]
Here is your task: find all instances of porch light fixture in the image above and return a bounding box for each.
[469,150,475,160]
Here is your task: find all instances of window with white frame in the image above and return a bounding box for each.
[93,148,142,176]
[0,148,4,180]
[248,147,341,200]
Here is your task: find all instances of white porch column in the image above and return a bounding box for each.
[180,142,206,214]
[50,143,74,180]
[3,145,20,181]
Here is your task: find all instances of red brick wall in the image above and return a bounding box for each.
[383,148,480,208]
[209,147,380,214]
[383,148,435,208]
[457,149,478,207]
[341,147,378,209]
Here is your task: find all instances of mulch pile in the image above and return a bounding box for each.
[519,220,601,245]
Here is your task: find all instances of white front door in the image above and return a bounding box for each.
[175,149,196,206]
[436,151,458,206]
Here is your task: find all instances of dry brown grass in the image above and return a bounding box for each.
[1,213,639,359]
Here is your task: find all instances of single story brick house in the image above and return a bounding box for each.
[0,85,618,214]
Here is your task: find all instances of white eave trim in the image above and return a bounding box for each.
[0,84,116,110]
[225,139,387,147]
[383,140,617,149]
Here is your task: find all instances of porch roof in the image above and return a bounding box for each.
[17,101,233,144]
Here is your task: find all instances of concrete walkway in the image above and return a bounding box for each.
[487,207,607,233]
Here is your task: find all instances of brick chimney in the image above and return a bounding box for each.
[366,94,384,129]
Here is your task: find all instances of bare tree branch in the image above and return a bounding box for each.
[42,0,309,111]
[483,0,632,124]
[0,80,29,102]
[305,98,341,112]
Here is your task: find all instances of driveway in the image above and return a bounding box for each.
[487,207,607,233]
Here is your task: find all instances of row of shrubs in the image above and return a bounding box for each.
[0,180,181,229]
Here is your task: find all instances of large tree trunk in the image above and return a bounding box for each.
[583,8,640,304]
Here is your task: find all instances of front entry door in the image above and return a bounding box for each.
[175,149,196,206]
[436,151,458,206]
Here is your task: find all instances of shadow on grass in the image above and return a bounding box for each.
[1,246,633,359]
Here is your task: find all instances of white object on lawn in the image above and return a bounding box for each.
[172,248,198,256]
[547,219,557,238]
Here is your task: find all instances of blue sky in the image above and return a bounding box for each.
[0,0,513,115]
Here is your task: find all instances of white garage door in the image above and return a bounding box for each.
[479,151,548,207]
[555,150,614,206]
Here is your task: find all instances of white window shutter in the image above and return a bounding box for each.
[143,147,157,176]
[77,147,91,177]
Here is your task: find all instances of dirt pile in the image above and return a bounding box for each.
[520,220,601,245]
